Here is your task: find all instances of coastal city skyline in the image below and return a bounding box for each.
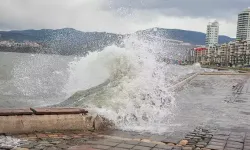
[191,8,250,67]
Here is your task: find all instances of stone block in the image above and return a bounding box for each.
[124,140,140,145]
[139,142,156,147]
[182,147,193,150]
[215,131,231,136]
[105,138,123,143]
[227,141,243,145]
[30,107,88,115]
[91,144,110,150]
[208,142,226,146]
[0,108,33,116]
[68,145,97,150]
[172,146,182,150]
[228,137,244,143]
[117,143,135,149]
[133,146,151,150]
[206,144,224,150]
[156,144,173,149]
[225,143,243,149]
[224,148,241,150]
[98,140,119,146]
[210,139,226,143]
[110,148,129,150]
[162,138,180,144]
[179,140,188,146]
[212,135,229,140]
[230,132,245,137]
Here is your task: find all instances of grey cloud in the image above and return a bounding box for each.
[106,0,249,19]
[0,0,243,36]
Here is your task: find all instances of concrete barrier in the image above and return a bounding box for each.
[0,108,107,134]
[169,73,199,91]
[199,72,250,75]
[0,114,93,134]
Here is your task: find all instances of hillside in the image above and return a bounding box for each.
[136,28,234,45]
[0,28,234,55]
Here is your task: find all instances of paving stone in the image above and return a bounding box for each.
[110,148,129,150]
[13,148,29,150]
[196,145,205,148]
[20,143,37,149]
[227,141,243,145]
[124,140,140,145]
[132,146,151,150]
[45,147,58,150]
[50,141,61,145]
[98,140,119,146]
[244,146,250,150]
[91,144,110,149]
[117,143,135,149]
[152,148,165,150]
[230,132,245,137]
[212,136,229,140]
[224,148,241,150]
[205,135,213,138]
[68,145,97,150]
[201,148,211,150]
[162,138,180,144]
[225,143,243,149]
[105,139,123,143]
[155,144,173,149]
[150,135,168,142]
[215,131,231,136]
[139,142,156,147]
[182,147,192,150]
[208,142,226,146]
[172,146,182,150]
[210,139,226,143]
[197,142,207,145]
[34,145,46,150]
[56,143,69,149]
[228,138,244,143]
[206,144,224,150]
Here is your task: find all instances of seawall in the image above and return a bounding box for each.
[0,108,107,134]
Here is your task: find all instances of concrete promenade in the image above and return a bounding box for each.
[1,71,250,150]
[2,127,250,150]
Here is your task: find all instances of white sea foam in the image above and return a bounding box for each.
[63,35,204,134]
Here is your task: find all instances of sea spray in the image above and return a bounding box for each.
[63,35,203,134]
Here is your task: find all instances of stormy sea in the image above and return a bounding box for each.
[0,34,207,134]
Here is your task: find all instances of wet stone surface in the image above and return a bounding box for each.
[3,127,250,150]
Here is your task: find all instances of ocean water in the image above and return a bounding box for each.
[0,35,205,134]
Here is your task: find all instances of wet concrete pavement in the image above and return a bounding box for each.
[170,75,250,133]
[3,127,250,150]
[2,74,250,150]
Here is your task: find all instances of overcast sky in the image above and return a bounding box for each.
[0,0,249,37]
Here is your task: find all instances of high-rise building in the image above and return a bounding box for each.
[236,8,250,41]
[205,21,219,47]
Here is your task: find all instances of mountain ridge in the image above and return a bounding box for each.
[0,28,235,55]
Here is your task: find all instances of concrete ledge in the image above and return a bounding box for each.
[0,114,94,134]
[30,107,88,115]
[0,108,33,116]
[0,108,109,134]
